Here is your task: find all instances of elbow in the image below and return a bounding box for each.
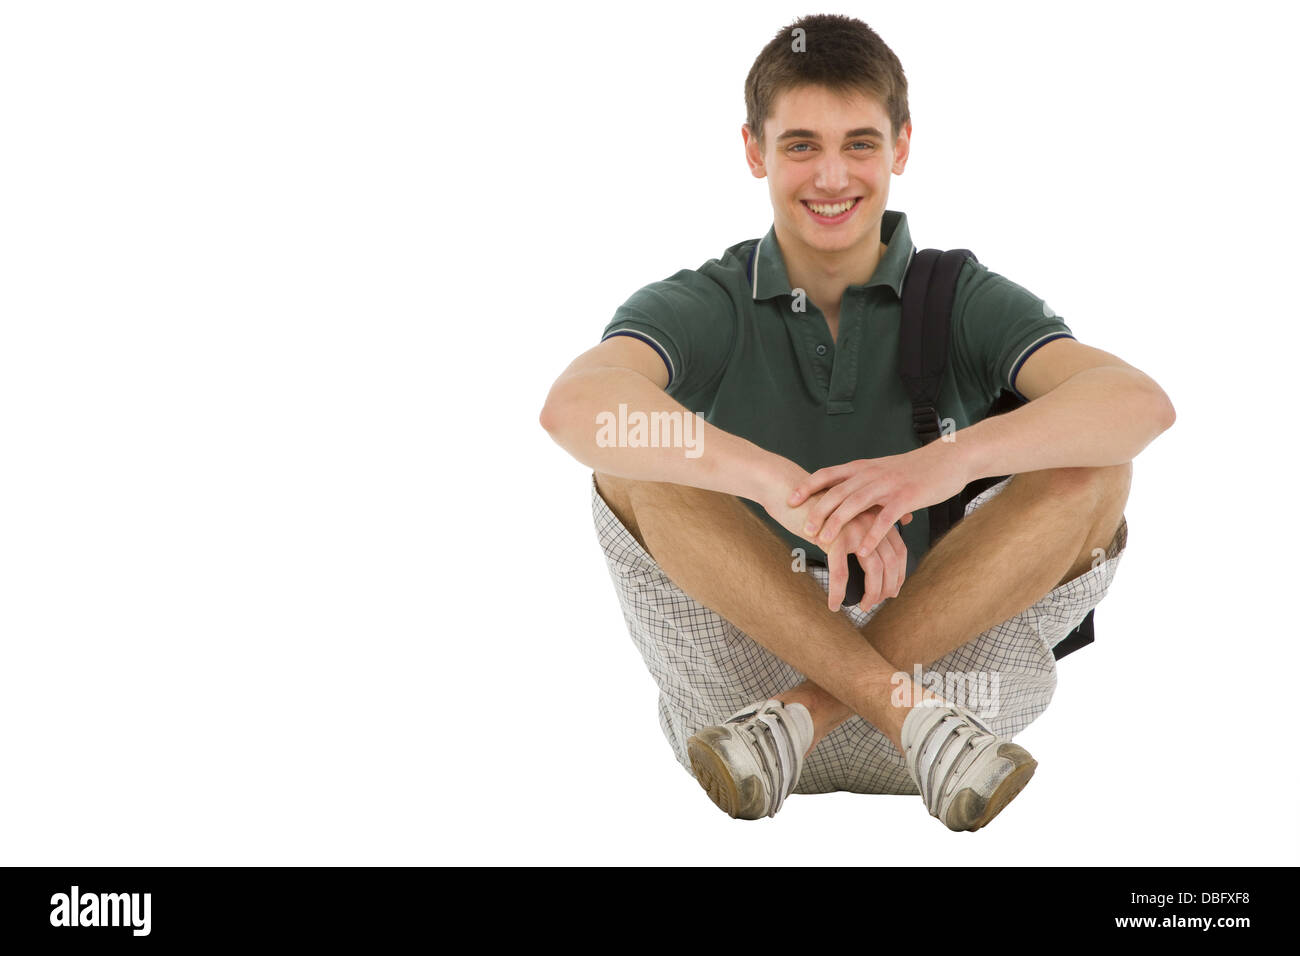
[538,396,557,435]
[539,379,572,436]
[1162,398,1177,431]
[1154,387,1176,433]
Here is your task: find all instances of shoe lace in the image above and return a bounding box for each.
[917,708,999,817]
[742,705,799,817]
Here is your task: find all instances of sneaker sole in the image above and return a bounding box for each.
[687,730,767,820]
[943,743,1038,832]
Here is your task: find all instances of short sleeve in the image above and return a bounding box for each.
[600,267,737,405]
[950,259,1075,404]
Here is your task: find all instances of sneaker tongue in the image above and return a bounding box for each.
[781,702,814,753]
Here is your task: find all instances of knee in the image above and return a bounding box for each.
[1014,462,1132,506]
[1081,461,1132,507]
[594,470,633,501]
[594,471,640,530]
[601,470,728,501]
[594,471,725,523]
[596,471,677,510]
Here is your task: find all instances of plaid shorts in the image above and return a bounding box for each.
[592,473,1127,795]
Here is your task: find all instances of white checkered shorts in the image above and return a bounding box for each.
[592,473,1127,795]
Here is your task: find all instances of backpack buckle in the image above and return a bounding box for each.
[912,403,941,444]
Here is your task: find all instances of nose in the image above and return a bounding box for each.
[813,151,851,194]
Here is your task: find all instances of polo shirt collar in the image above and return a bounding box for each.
[750,208,916,301]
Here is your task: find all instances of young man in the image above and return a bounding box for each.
[540,14,1173,831]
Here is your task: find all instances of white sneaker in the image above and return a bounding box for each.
[686,699,814,819]
[901,702,1038,831]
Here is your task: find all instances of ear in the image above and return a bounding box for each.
[891,120,912,175]
[742,125,767,179]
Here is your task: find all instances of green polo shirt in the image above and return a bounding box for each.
[600,209,1074,573]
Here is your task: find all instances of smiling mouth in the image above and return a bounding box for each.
[801,197,862,219]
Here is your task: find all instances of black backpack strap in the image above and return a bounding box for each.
[899,247,975,545]
[897,245,1097,661]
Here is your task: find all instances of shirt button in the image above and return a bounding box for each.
[816,344,828,356]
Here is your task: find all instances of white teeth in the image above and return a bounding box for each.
[807,199,856,216]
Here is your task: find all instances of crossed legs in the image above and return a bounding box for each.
[595,463,1131,756]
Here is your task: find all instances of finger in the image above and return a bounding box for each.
[884,527,907,597]
[805,477,862,540]
[859,524,900,596]
[839,523,867,608]
[858,505,903,561]
[879,527,901,597]
[788,464,851,506]
[826,536,849,612]
[875,532,900,602]
[899,512,914,526]
[862,550,885,609]
[852,506,888,553]
[819,485,882,546]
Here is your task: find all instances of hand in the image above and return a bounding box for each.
[757,463,912,613]
[787,442,971,560]
[822,508,912,612]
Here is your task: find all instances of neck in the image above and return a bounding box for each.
[776,219,887,320]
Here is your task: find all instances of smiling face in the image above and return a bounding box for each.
[744,84,910,259]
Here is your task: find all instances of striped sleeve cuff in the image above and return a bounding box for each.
[601,328,676,388]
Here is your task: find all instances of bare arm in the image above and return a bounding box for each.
[956,338,1176,480]
[541,335,915,610]
[539,336,804,507]
[788,337,1177,558]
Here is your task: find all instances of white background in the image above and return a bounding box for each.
[2,1,1296,865]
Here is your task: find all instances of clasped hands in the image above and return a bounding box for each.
[762,442,970,613]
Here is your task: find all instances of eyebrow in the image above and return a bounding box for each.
[775,127,885,142]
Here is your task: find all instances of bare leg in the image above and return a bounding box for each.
[597,463,1130,754]
[776,463,1132,749]
[595,473,941,753]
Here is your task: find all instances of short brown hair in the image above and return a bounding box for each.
[744,14,910,150]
